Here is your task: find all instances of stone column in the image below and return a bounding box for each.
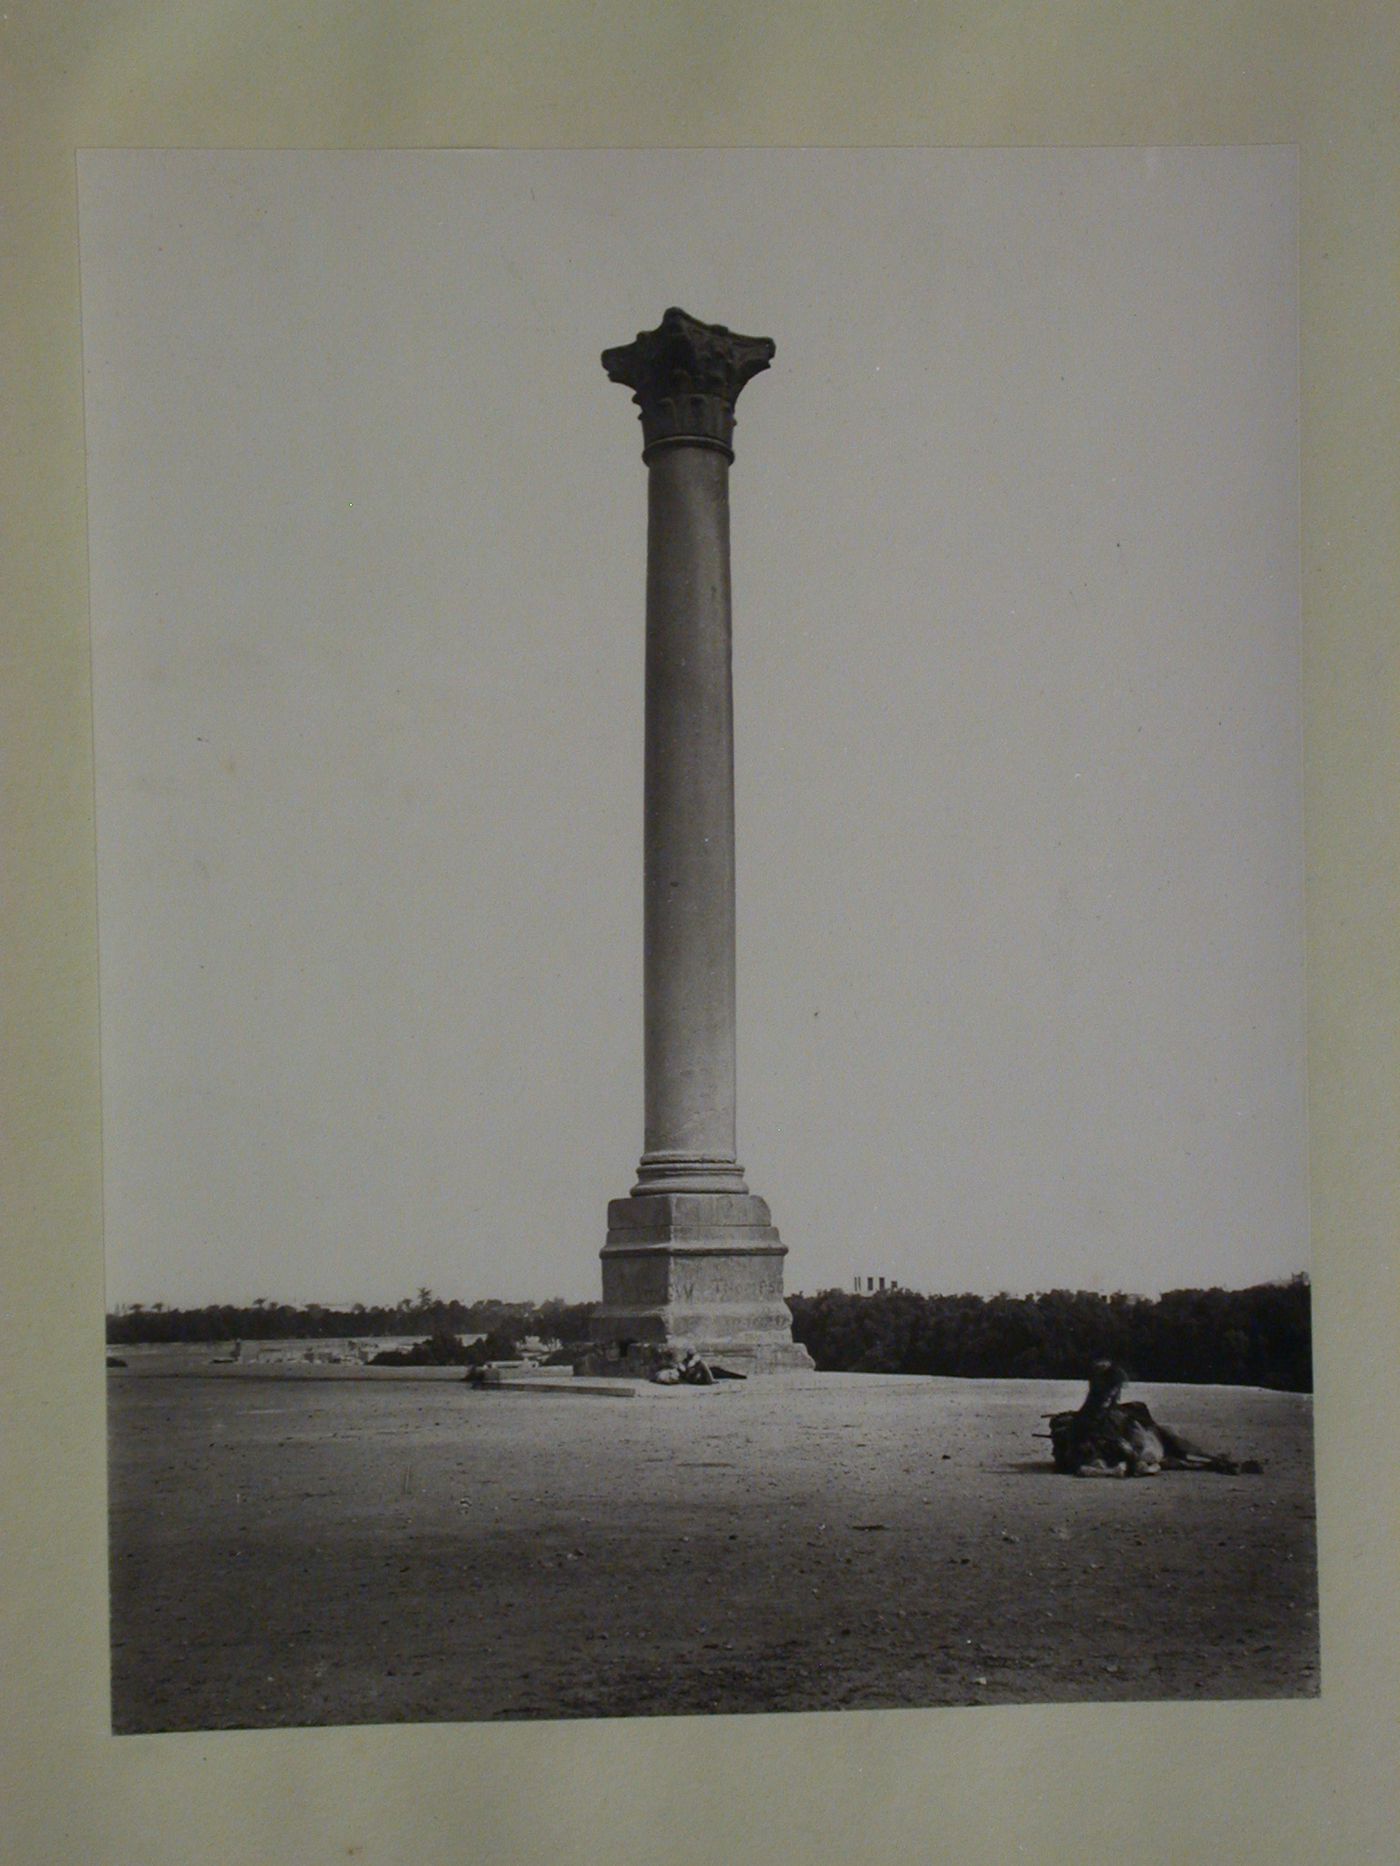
[591,307,813,1373]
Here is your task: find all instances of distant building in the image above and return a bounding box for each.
[851,1276,901,1295]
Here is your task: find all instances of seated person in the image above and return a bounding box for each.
[1047,1360,1259,1477]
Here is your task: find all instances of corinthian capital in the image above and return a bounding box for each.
[602,307,775,458]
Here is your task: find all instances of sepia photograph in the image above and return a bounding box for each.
[79,146,1316,1734]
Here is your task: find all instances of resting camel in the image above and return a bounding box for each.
[1045,1360,1262,1477]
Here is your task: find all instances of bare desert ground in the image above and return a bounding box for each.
[107,1364,1318,1730]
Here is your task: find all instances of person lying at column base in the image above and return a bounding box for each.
[650,1344,750,1384]
[652,1344,715,1385]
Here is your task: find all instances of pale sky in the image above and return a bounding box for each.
[79,147,1305,1308]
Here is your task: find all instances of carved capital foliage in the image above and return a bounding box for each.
[602,307,775,458]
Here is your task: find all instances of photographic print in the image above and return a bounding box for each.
[80,147,1316,1733]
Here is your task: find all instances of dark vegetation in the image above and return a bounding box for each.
[786,1277,1312,1392]
[367,1326,523,1367]
[106,1278,1310,1391]
[105,1293,596,1352]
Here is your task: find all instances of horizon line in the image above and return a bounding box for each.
[105,1271,1311,1313]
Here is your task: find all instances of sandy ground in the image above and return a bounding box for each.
[107,1365,1318,1731]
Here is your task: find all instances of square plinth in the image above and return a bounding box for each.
[590,1191,815,1373]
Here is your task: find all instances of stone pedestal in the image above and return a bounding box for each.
[594,308,812,1372]
[593,1194,815,1373]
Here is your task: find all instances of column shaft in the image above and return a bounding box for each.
[637,444,745,1192]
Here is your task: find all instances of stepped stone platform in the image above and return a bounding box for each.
[107,1365,1317,1730]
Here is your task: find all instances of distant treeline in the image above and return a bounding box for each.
[106,1278,1311,1391]
[786,1278,1312,1392]
[105,1294,597,1348]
